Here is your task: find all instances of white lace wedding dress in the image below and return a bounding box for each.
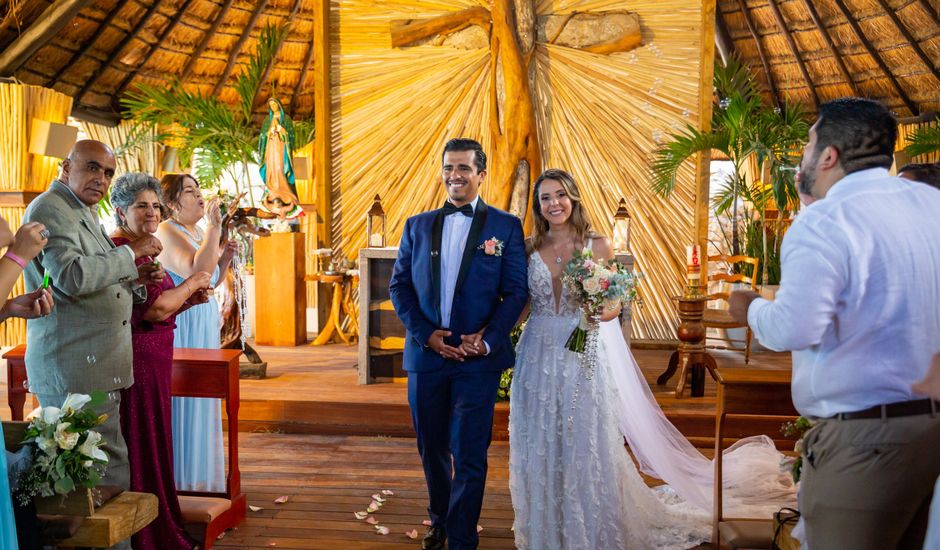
[508,249,796,549]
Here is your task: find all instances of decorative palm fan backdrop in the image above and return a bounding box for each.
[332,0,709,340]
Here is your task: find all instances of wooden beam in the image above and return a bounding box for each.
[70,105,121,126]
[211,0,270,97]
[251,0,302,111]
[290,35,315,118]
[715,9,734,65]
[766,0,818,107]
[74,0,162,103]
[830,0,918,115]
[113,0,197,103]
[734,0,780,107]
[179,0,235,81]
[899,111,938,124]
[697,0,718,268]
[45,1,125,87]
[390,6,491,48]
[874,0,940,85]
[802,0,858,96]
[0,0,94,75]
[312,0,331,329]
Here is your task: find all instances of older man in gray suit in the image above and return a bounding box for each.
[22,140,163,522]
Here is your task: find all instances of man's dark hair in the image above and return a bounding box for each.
[814,98,898,174]
[442,138,486,172]
[899,162,940,189]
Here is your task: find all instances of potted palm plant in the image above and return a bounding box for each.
[650,57,808,287]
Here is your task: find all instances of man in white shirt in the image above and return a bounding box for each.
[729,98,940,550]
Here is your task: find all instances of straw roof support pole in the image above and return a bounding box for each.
[74,0,163,103]
[251,0,303,111]
[291,37,315,118]
[0,0,93,75]
[45,3,123,87]
[715,9,734,66]
[180,0,235,81]
[212,0,270,97]
[873,0,940,85]
[734,0,779,108]
[697,0,717,261]
[801,0,858,96]
[313,0,331,328]
[114,0,198,101]
[766,0,818,108]
[830,0,918,115]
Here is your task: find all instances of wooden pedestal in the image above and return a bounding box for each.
[254,232,307,346]
[358,247,406,384]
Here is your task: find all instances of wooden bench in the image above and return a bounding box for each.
[3,346,246,549]
[713,368,798,549]
[3,420,158,547]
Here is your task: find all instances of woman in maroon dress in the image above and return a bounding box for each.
[110,173,212,550]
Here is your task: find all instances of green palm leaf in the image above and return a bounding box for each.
[651,125,730,197]
[233,23,290,123]
[905,121,940,158]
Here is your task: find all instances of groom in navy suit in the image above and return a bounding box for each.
[390,138,528,550]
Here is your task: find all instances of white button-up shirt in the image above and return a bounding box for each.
[748,168,940,418]
[440,196,478,328]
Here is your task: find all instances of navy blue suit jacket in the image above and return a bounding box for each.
[389,200,528,373]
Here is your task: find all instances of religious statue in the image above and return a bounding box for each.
[259,97,302,220]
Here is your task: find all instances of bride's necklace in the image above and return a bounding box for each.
[549,233,573,265]
[175,220,204,245]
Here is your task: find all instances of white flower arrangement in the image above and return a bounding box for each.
[16,393,109,505]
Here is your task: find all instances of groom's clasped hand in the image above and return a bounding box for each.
[426,329,486,361]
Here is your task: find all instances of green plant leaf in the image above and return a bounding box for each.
[904,120,940,158]
[54,476,74,494]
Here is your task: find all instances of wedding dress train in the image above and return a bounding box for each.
[508,251,796,549]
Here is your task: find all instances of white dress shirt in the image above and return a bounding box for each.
[440,196,478,328]
[748,168,940,417]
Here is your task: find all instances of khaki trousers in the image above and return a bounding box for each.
[800,410,940,550]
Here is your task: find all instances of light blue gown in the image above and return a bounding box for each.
[1,441,18,549]
[168,223,226,493]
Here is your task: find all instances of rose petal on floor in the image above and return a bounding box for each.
[371,494,386,503]
[406,529,418,539]
[367,501,381,513]
[477,525,483,533]
[366,516,378,525]
[382,489,395,496]
[354,511,369,520]
[273,495,290,504]
[249,505,263,512]
[422,519,432,526]
[375,525,390,535]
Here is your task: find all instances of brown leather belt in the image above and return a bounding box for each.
[835,398,940,420]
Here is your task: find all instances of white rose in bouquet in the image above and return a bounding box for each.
[54,422,79,450]
[582,275,602,295]
[37,436,58,456]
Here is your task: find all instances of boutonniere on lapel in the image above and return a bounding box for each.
[478,237,504,257]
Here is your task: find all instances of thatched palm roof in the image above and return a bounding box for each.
[0,0,315,125]
[717,0,940,119]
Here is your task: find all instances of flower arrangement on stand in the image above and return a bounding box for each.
[495,319,527,402]
[780,416,813,483]
[16,393,109,506]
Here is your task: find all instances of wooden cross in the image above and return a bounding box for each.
[391,2,642,220]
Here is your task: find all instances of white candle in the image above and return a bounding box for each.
[369,233,383,247]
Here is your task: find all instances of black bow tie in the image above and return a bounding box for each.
[443,202,474,217]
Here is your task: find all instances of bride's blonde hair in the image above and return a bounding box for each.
[529,169,594,254]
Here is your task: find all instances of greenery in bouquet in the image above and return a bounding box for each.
[562,248,637,353]
[780,416,813,484]
[16,393,110,505]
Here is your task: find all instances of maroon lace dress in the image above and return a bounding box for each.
[114,236,196,550]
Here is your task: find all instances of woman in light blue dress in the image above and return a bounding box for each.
[156,174,238,492]
[0,213,55,548]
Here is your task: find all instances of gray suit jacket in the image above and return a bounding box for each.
[22,180,139,395]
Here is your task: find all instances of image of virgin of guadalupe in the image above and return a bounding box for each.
[259,97,302,220]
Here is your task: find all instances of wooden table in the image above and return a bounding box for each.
[657,295,719,398]
[306,272,358,346]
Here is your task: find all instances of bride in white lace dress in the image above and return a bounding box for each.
[508,169,795,549]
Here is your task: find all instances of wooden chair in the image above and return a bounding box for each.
[704,254,760,364]
[171,348,246,550]
[713,368,797,549]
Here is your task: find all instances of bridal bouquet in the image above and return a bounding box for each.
[562,248,637,355]
[16,393,109,505]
